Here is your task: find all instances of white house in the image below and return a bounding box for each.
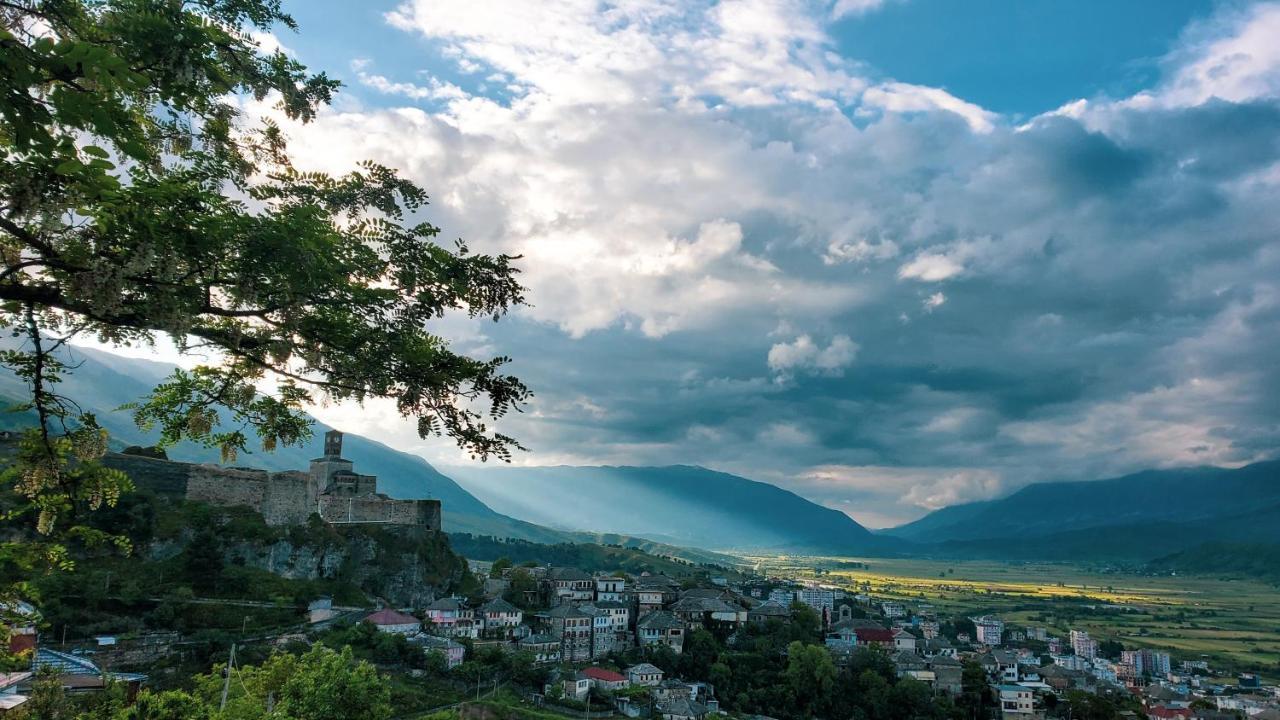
[893,628,917,652]
[365,608,420,636]
[596,577,625,602]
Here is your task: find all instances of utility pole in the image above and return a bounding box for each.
[220,643,236,711]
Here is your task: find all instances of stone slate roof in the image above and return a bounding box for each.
[831,618,885,631]
[670,596,740,613]
[892,650,926,669]
[548,567,592,581]
[634,574,680,589]
[627,663,663,676]
[521,633,561,645]
[638,610,686,631]
[425,597,464,612]
[544,604,591,619]
[658,698,709,718]
[749,600,790,616]
[480,597,520,614]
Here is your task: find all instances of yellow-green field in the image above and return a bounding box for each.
[746,555,1280,680]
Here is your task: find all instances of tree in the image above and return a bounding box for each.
[502,567,539,609]
[489,557,513,578]
[678,629,720,679]
[179,644,392,720]
[784,641,835,718]
[0,0,527,660]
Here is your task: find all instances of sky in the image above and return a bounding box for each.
[97,0,1280,528]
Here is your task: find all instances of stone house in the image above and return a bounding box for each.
[580,604,616,658]
[929,655,964,695]
[519,634,562,665]
[637,611,686,654]
[747,600,791,624]
[479,597,523,637]
[539,604,594,662]
[411,635,464,669]
[626,663,664,687]
[548,567,595,604]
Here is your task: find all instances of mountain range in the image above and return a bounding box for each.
[885,461,1280,561]
[443,464,891,553]
[0,341,866,556]
[2,341,1276,567]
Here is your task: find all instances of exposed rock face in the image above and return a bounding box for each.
[145,524,467,607]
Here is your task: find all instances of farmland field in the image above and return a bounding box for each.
[745,555,1280,681]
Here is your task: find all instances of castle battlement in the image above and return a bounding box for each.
[103,430,441,530]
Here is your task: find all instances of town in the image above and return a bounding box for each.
[6,551,1279,720]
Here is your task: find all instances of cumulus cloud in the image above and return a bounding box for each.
[768,334,859,376]
[223,0,1280,526]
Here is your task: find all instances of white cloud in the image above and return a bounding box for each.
[768,334,859,375]
[831,0,889,20]
[353,62,469,102]
[898,252,964,282]
[861,81,999,133]
[1159,2,1280,107]
[204,0,1280,526]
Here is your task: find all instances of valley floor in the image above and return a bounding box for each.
[747,554,1280,680]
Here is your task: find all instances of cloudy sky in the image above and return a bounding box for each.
[108,0,1280,528]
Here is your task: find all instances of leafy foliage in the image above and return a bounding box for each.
[0,0,527,663]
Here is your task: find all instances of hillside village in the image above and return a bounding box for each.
[7,544,1279,720]
[2,432,1278,720]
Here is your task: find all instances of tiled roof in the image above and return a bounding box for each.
[367,608,420,626]
[425,597,463,611]
[854,627,895,643]
[582,667,627,683]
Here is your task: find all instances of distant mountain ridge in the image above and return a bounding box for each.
[0,342,744,566]
[443,463,896,554]
[883,461,1280,561]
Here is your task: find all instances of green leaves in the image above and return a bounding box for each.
[0,1,529,668]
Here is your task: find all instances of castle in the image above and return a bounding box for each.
[105,430,441,529]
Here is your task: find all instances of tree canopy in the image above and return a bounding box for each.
[0,0,527,658]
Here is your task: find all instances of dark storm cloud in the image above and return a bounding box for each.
[273,1,1280,526]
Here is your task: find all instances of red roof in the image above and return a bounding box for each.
[854,628,896,643]
[582,667,627,683]
[366,609,420,626]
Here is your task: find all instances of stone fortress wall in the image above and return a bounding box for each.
[104,430,440,529]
